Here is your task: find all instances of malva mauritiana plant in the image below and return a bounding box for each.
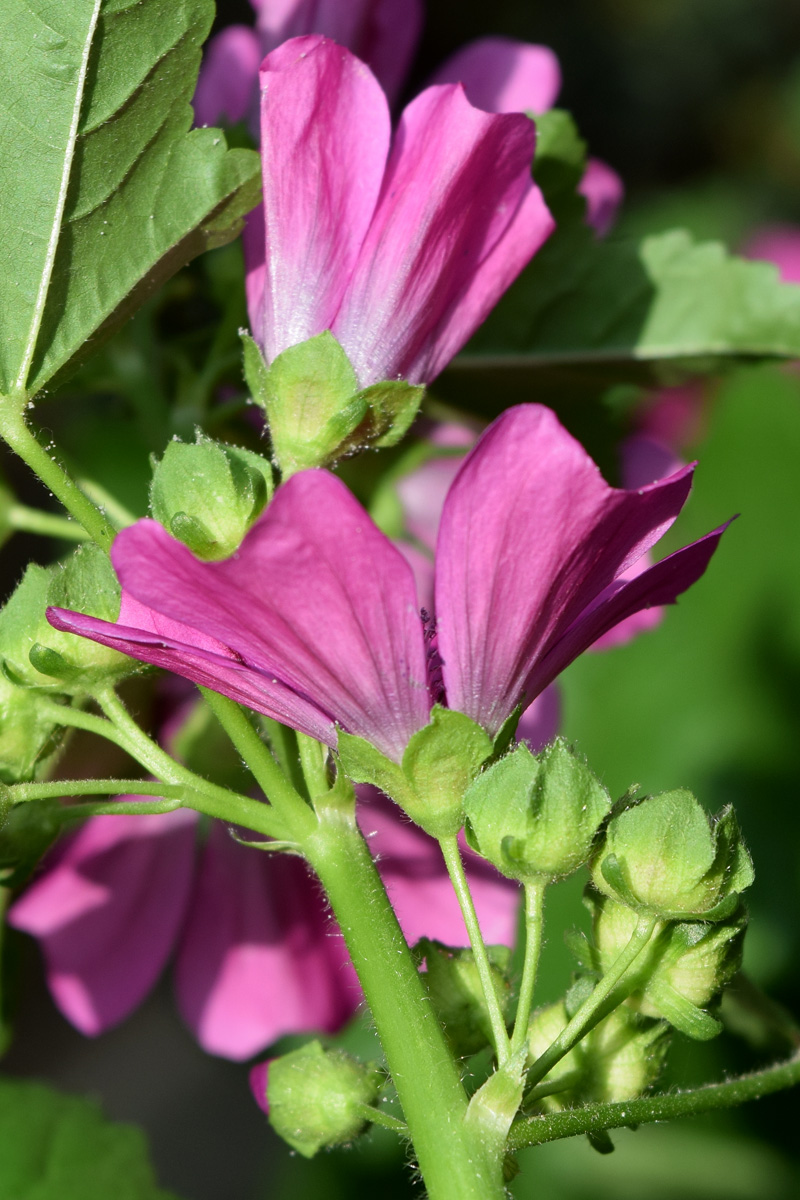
[1,2,800,1198]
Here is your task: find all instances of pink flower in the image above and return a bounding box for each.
[48,404,727,764]
[243,35,553,385]
[742,223,800,285]
[9,789,518,1060]
[194,0,423,126]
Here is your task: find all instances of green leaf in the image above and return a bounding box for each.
[0,0,261,399]
[0,1077,181,1199]
[437,109,800,410]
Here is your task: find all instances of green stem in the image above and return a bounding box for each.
[0,397,115,549]
[509,1051,800,1151]
[296,732,330,799]
[198,688,315,837]
[304,812,506,1200]
[526,913,658,1090]
[510,878,548,1055]
[7,504,87,541]
[439,834,512,1065]
[58,798,183,820]
[353,1103,408,1138]
[4,779,182,804]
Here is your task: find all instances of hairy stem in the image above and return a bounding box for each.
[509,1051,800,1150]
[510,878,548,1055]
[439,834,512,1064]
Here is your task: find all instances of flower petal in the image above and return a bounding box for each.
[430,37,562,115]
[53,472,430,762]
[436,405,697,734]
[525,522,732,699]
[193,25,262,128]
[359,789,520,948]
[578,157,624,237]
[247,35,390,362]
[332,83,552,385]
[175,823,360,1060]
[8,807,196,1035]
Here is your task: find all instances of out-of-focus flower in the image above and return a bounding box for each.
[48,404,727,764]
[9,783,519,1060]
[243,36,552,386]
[743,223,800,285]
[195,7,623,236]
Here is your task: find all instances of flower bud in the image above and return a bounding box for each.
[0,548,130,692]
[591,789,754,921]
[418,939,511,1057]
[0,678,65,784]
[243,331,423,477]
[464,739,612,882]
[262,1040,382,1158]
[526,1001,668,1110]
[150,434,273,560]
[589,891,746,1039]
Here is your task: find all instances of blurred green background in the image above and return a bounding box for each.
[3,0,800,1196]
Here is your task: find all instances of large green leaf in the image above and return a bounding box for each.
[437,111,800,411]
[0,0,261,399]
[0,1077,181,1199]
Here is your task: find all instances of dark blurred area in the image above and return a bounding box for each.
[3,1,800,1197]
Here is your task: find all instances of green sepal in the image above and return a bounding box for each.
[0,678,68,784]
[400,706,492,837]
[643,978,723,1041]
[266,1040,382,1159]
[347,380,424,450]
[150,434,273,560]
[464,738,611,882]
[335,730,411,806]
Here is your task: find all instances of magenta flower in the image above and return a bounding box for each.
[193,0,422,126]
[243,35,552,386]
[9,789,518,1060]
[48,404,727,764]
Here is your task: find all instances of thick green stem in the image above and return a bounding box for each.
[0,398,115,549]
[510,878,547,1055]
[303,812,507,1200]
[526,913,658,1089]
[509,1051,800,1151]
[439,834,512,1064]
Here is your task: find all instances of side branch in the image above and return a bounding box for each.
[508,1051,800,1151]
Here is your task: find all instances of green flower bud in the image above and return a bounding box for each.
[150,434,273,560]
[418,939,512,1057]
[591,789,754,920]
[337,706,493,837]
[0,677,66,783]
[243,331,423,477]
[526,1002,668,1111]
[266,1041,382,1158]
[0,548,130,693]
[589,891,746,1039]
[464,739,612,882]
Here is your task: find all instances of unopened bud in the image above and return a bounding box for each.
[591,789,753,921]
[150,434,272,560]
[264,1041,382,1158]
[418,939,511,1057]
[464,739,612,882]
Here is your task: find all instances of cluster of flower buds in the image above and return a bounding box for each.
[252,1040,383,1158]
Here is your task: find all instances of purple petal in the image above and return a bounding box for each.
[436,405,696,735]
[516,684,561,751]
[252,1,423,102]
[578,157,624,237]
[359,789,520,948]
[193,26,262,129]
[248,35,390,362]
[525,522,732,698]
[52,472,431,762]
[332,83,552,385]
[8,807,197,1035]
[430,37,562,115]
[249,1060,270,1114]
[175,823,360,1060]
